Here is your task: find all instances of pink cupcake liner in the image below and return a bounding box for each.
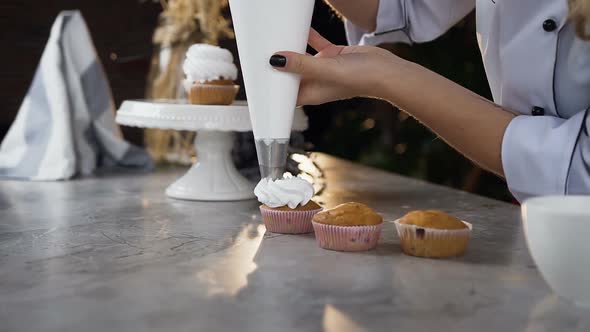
[312,222,382,252]
[260,207,323,234]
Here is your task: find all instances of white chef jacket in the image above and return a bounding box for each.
[345,0,590,202]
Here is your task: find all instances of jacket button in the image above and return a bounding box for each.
[543,19,557,32]
[532,106,545,116]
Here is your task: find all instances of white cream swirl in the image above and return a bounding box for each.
[183,44,238,83]
[254,176,314,209]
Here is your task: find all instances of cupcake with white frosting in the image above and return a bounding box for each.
[182,44,239,105]
[255,175,322,234]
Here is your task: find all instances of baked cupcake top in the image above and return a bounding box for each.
[398,210,467,230]
[312,202,382,226]
[261,200,321,211]
[254,175,314,209]
[182,44,238,84]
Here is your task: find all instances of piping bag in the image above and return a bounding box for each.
[228,0,315,180]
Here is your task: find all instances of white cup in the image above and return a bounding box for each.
[522,195,590,308]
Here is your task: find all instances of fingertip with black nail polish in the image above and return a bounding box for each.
[269,55,287,68]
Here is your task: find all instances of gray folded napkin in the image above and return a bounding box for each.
[0,10,152,181]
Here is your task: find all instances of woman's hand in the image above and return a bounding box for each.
[270,29,399,105]
[272,29,514,178]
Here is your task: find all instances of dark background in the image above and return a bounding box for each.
[0,0,514,202]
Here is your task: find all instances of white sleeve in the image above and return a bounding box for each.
[345,0,475,46]
[501,109,590,202]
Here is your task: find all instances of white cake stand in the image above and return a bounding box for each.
[116,99,308,201]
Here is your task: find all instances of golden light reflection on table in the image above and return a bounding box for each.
[525,294,561,332]
[291,153,327,197]
[499,271,529,283]
[291,153,323,178]
[196,224,265,297]
[141,198,150,208]
[322,304,367,332]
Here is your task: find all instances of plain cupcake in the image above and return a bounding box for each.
[182,44,239,105]
[255,176,322,234]
[312,202,383,252]
[394,210,472,258]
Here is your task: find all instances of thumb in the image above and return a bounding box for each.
[269,52,330,79]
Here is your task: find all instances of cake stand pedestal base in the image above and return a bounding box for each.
[116,100,308,201]
[165,130,255,201]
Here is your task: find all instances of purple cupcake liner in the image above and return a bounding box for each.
[312,222,382,252]
[260,207,322,234]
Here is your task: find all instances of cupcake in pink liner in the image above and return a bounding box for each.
[255,175,322,234]
[260,201,322,234]
[312,202,383,252]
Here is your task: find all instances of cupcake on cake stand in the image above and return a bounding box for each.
[116,99,308,201]
[117,45,308,201]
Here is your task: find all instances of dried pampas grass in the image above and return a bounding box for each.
[570,0,590,40]
[145,0,234,164]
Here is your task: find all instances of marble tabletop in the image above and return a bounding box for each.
[1,153,589,332]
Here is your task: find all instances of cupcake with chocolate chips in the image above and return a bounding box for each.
[312,202,383,252]
[394,210,472,258]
